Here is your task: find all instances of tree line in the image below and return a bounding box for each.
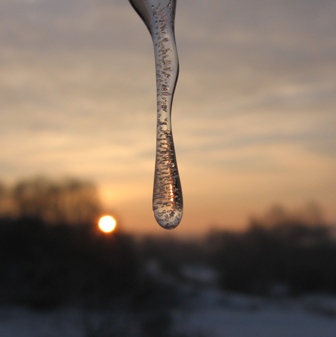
[0,176,101,226]
[207,204,336,295]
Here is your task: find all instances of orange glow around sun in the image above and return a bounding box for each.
[98,215,117,233]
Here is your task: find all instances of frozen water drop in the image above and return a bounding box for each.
[129,0,183,229]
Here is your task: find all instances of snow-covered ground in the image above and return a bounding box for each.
[1,290,336,337]
[174,288,336,337]
[0,306,83,337]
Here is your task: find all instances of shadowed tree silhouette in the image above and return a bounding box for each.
[208,203,336,295]
[12,176,101,225]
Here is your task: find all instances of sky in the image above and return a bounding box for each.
[0,0,335,236]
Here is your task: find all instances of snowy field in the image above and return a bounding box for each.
[175,289,336,337]
[1,290,336,337]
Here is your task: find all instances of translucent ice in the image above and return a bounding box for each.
[129,0,183,229]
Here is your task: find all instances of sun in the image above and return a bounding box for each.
[98,215,117,233]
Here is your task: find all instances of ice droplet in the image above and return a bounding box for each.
[129,0,183,229]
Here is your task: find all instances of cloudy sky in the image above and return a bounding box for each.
[1,0,335,235]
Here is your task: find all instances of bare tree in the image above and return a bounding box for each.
[12,176,101,225]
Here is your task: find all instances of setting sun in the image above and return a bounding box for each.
[98,215,117,233]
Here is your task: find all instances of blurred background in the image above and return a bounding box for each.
[0,0,336,336]
[0,176,336,336]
